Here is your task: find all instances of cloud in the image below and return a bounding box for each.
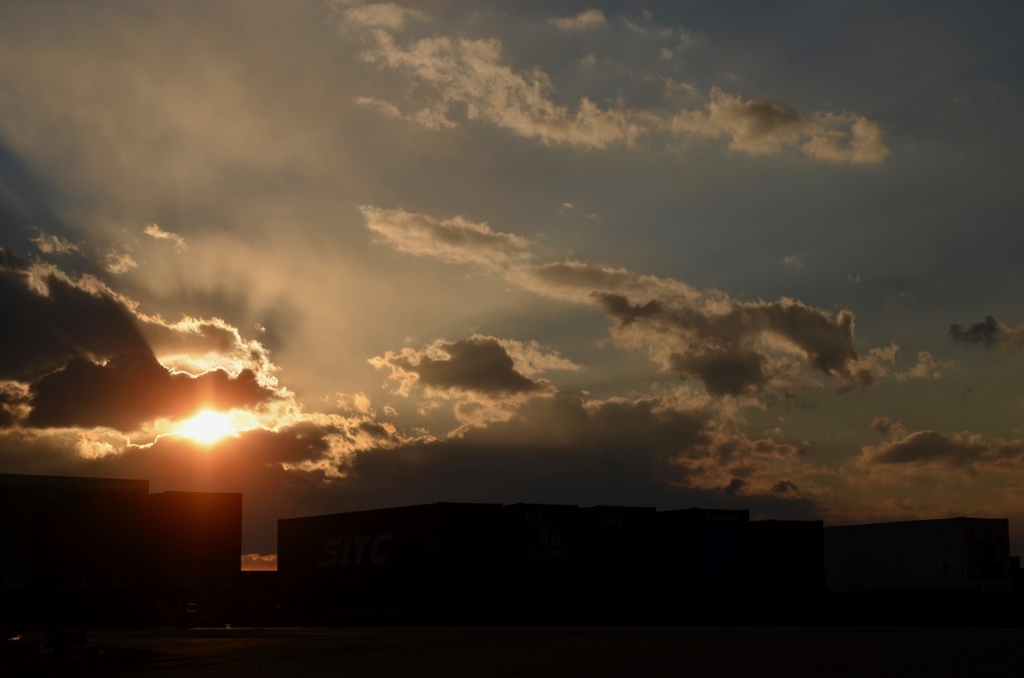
[0,382,30,429]
[30,232,79,255]
[355,95,403,119]
[550,9,607,33]
[782,255,804,271]
[360,205,531,270]
[330,0,429,31]
[871,416,906,440]
[370,336,583,433]
[346,19,888,163]
[520,260,700,305]
[25,352,275,432]
[0,251,151,381]
[801,116,890,164]
[894,351,959,382]
[860,427,1024,474]
[241,553,277,571]
[373,336,544,397]
[950,316,1024,351]
[492,337,581,376]
[144,223,186,252]
[670,88,889,163]
[359,208,896,397]
[772,480,798,494]
[364,331,807,500]
[359,32,640,148]
[104,249,137,274]
[595,292,881,394]
[1,251,273,384]
[0,252,284,434]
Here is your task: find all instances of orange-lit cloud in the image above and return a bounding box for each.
[348,15,888,162]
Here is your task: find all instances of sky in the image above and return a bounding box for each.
[1,0,1023,563]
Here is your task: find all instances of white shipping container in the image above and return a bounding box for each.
[824,518,1010,593]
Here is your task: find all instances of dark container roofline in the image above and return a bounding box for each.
[0,472,148,494]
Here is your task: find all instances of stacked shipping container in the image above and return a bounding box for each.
[657,508,750,591]
[749,519,825,594]
[824,518,1011,593]
[0,474,244,630]
[278,502,504,622]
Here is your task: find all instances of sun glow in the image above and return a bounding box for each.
[178,410,235,445]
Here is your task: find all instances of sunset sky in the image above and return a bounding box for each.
[2,1,1023,562]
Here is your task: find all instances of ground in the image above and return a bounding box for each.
[14,626,1024,677]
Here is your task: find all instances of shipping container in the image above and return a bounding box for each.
[0,474,151,629]
[657,508,750,591]
[502,503,580,592]
[824,518,1011,593]
[749,519,825,594]
[145,491,242,590]
[0,485,34,587]
[1010,556,1024,591]
[278,502,503,619]
[0,473,149,589]
[579,505,656,590]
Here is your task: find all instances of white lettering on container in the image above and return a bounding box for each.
[353,535,373,565]
[317,540,346,569]
[319,533,394,568]
[370,533,393,564]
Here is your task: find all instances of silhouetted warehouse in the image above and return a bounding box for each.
[825,518,1011,592]
[0,473,149,589]
[0,473,151,629]
[579,505,655,590]
[278,503,504,621]
[502,503,580,592]
[749,519,825,594]
[657,508,749,591]
[0,474,245,630]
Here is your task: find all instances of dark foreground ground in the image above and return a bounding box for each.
[7,626,1024,677]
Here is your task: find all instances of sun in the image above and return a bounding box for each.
[178,410,235,445]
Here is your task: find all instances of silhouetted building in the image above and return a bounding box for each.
[579,505,656,591]
[749,519,825,594]
[0,474,245,630]
[657,508,749,591]
[0,474,149,589]
[824,518,1011,592]
[278,503,503,622]
[144,491,242,590]
[502,503,580,593]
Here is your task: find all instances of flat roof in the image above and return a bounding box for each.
[0,472,149,494]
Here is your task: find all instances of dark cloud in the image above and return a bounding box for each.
[389,337,542,395]
[0,250,150,381]
[0,253,279,432]
[861,429,1024,472]
[722,478,747,494]
[595,293,664,326]
[950,316,1024,350]
[670,87,889,163]
[1,250,257,384]
[669,349,769,397]
[772,480,798,494]
[0,384,28,428]
[950,316,1000,345]
[727,97,804,140]
[595,292,871,393]
[26,352,276,431]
